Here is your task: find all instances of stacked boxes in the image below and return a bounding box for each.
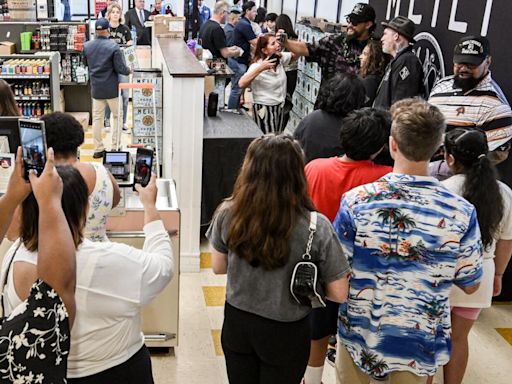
[287,22,326,133]
[132,70,163,165]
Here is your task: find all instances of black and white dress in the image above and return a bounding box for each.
[0,280,70,383]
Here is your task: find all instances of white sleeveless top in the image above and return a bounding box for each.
[84,163,114,242]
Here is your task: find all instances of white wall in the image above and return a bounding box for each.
[265,0,370,23]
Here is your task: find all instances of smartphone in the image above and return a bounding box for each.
[18,119,47,180]
[133,147,154,190]
[269,53,280,67]
[278,32,287,44]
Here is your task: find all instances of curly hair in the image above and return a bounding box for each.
[445,128,504,248]
[360,39,390,78]
[41,112,84,158]
[315,73,366,117]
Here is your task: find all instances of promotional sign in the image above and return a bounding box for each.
[368,0,511,101]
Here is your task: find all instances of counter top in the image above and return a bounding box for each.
[158,38,208,78]
[204,110,261,139]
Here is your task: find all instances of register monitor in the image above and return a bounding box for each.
[0,117,22,154]
[103,151,130,181]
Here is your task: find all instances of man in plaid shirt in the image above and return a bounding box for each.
[279,3,376,107]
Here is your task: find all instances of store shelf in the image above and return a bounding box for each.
[21,49,84,54]
[14,96,51,101]
[60,81,88,86]
[0,74,50,79]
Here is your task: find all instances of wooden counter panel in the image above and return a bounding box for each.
[157,38,208,78]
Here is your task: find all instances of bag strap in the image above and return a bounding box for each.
[303,211,317,260]
[0,239,22,318]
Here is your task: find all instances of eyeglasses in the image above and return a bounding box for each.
[346,16,360,26]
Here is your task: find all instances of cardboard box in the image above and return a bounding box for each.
[133,76,163,108]
[133,107,163,136]
[154,15,186,38]
[0,42,16,55]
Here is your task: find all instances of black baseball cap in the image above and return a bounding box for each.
[346,3,376,23]
[95,18,110,31]
[453,36,490,66]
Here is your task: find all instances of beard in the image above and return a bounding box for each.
[346,27,363,42]
[453,74,481,92]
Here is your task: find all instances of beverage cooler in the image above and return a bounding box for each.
[0,52,61,117]
[107,179,181,349]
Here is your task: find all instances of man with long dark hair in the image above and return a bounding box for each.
[278,3,376,106]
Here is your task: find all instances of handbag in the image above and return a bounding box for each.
[290,211,326,308]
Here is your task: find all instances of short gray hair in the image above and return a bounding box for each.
[214,1,229,15]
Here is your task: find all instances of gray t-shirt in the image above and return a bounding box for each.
[206,204,350,322]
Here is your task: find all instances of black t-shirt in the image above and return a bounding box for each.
[198,20,227,60]
[294,109,344,164]
[109,24,132,45]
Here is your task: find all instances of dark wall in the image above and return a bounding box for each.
[368,0,511,102]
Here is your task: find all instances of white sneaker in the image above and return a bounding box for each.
[104,126,111,133]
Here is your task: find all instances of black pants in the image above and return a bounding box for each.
[222,302,310,384]
[68,345,154,384]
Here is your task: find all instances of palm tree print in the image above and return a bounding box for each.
[393,212,416,253]
[359,349,389,376]
[377,208,396,246]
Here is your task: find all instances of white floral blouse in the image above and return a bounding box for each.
[84,163,115,242]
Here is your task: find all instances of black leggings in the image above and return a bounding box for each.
[67,345,154,384]
[222,302,310,384]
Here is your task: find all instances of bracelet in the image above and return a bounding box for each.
[495,273,504,277]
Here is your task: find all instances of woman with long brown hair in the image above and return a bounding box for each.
[359,39,390,106]
[239,34,295,134]
[0,79,20,116]
[206,134,350,384]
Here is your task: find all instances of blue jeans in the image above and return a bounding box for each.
[227,59,247,109]
[105,74,129,125]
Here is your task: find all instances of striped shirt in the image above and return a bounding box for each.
[428,73,512,150]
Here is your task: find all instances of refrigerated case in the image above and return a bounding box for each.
[106,179,180,348]
[0,52,61,117]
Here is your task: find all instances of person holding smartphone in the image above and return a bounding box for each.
[1,167,174,383]
[239,34,295,134]
[0,147,76,383]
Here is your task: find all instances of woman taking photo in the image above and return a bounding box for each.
[207,134,350,384]
[275,13,299,127]
[0,148,75,383]
[7,112,120,242]
[358,39,389,106]
[105,2,132,131]
[2,168,174,383]
[239,34,295,134]
[440,129,512,384]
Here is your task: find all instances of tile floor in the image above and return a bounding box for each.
[79,123,512,384]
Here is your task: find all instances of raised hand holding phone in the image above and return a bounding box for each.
[18,119,47,180]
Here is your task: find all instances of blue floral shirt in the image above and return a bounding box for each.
[333,173,483,377]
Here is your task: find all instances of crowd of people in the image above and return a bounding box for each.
[200,2,512,384]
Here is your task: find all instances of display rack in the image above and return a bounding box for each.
[132,69,163,167]
[0,52,61,117]
[286,22,326,133]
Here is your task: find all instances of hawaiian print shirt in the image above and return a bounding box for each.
[306,33,367,85]
[333,173,483,378]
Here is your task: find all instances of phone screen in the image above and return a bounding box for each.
[19,119,46,180]
[134,148,153,189]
